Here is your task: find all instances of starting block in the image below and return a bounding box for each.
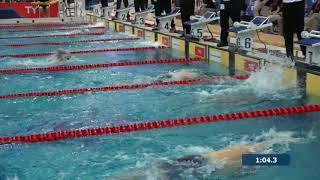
[184,10,220,39]
[102,4,116,19]
[92,3,116,19]
[116,4,134,21]
[297,30,320,65]
[156,8,181,32]
[229,16,272,52]
[134,6,155,25]
[92,4,102,16]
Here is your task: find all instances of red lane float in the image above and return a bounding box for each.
[0,46,168,58]
[0,104,319,144]
[0,32,105,40]
[0,22,91,28]
[1,37,140,47]
[0,57,203,74]
[0,26,106,33]
[0,75,249,99]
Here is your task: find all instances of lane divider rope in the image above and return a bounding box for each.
[0,37,140,47]
[0,46,168,58]
[0,26,106,33]
[0,57,203,74]
[0,104,318,144]
[0,22,90,28]
[0,75,250,99]
[0,32,105,40]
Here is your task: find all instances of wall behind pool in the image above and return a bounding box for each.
[86,14,320,103]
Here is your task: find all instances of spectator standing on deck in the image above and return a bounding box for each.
[282,0,306,60]
[152,0,172,16]
[116,0,128,9]
[305,0,320,31]
[217,0,246,47]
[115,0,129,19]
[180,0,195,35]
[134,0,146,12]
[152,0,175,29]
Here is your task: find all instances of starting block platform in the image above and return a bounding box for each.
[116,4,134,21]
[102,4,117,19]
[134,6,155,25]
[229,16,272,52]
[184,10,220,39]
[156,7,181,32]
[92,3,116,19]
[297,30,320,65]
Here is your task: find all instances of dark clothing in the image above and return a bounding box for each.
[219,0,243,43]
[282,1,306,57]
[152,0,175,28]
[116,0,129,9]
[180,0,195,34]
[160,155,208,179]
[134,0,146,12]
[152,0,171,16]
[204,0,216,9]
[39,0,49,9]
[101,0,109,8]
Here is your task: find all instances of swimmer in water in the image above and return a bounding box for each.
[112,136,302,179]
[64,29,90,35]
[114,69,201,86]
[156,69,201,82]
[54,48,71,62]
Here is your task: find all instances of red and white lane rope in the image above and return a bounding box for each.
[0,57,203,74]
[0,32,105,40]
[0,37,140,47]
[0,75,249,99]
[0,22,91,28]
[0,26,105,33]
[0,104,319,144]
[0,46,168,58]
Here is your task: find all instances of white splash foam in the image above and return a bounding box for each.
[6,175,19,180]
[134,41,161,47]
[4,58,51,68]
[245,64,296,97]
[196,64,301,103]
[89,21,106,28]
[6,54,82,68]
[173,145,213,155]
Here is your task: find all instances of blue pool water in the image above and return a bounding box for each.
[0,23,320,180]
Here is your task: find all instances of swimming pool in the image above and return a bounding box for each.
[0,22,320,180]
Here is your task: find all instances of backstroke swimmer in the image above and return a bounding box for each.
[65,29,90,35]
[156,69,201,82]
[112,135,303,179]
[114,69,202,86]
